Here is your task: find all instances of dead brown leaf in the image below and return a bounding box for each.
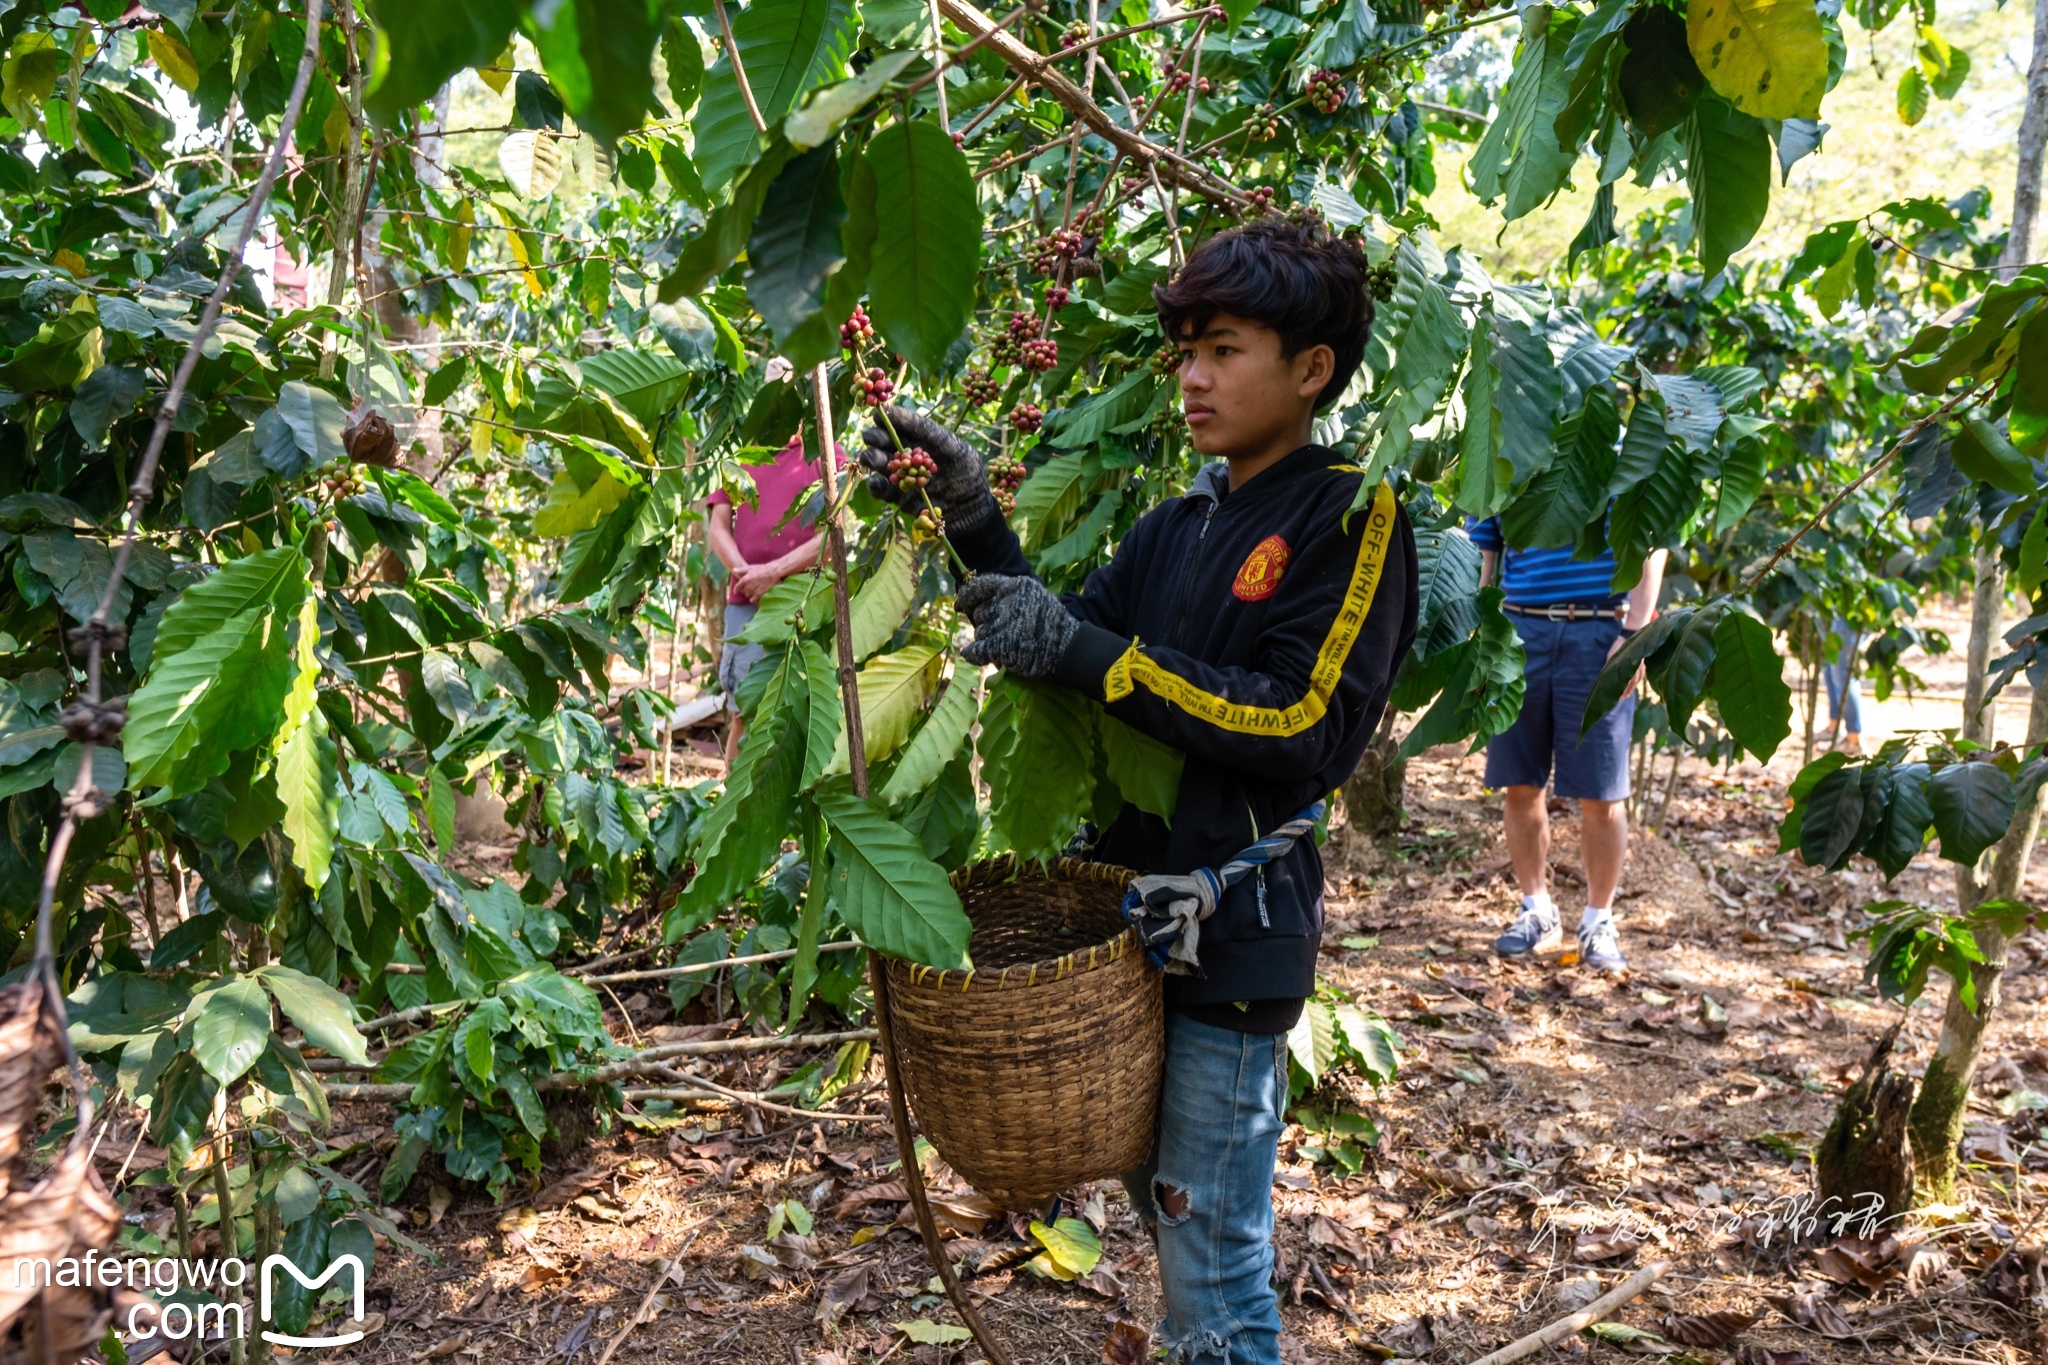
[770,1232,820,1271]
[1574,1225,1643,1262]
[1764,1292,1855,1338]
[1102,1321,1149,1365]
[1812,1237,1897,1292]
[1305,1213,1365,1262]
[1376,1315,1437,1357]
[815,1265,869,1329]
[828,1181,908,1220]
[411,1332,471,1360]
[1732,1350,1816,1365]
[534,1169,604,1209]
[1661,1310,1759,1348]
[1078,1265,1125,1299]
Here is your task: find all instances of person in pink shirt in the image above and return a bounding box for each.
[705,432,831,763]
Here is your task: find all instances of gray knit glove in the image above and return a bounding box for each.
[859,406,998,535]
[957,574,1079,678]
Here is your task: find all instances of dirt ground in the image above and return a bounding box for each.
[110,602,2048,1365]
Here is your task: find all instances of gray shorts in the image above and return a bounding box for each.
[717,603,765,706]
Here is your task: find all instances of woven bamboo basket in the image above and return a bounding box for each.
[883,856,1162,1210]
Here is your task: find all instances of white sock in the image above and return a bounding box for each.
[1521,892,1554,919]
[1581,906,1614,932]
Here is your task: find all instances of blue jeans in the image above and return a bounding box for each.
[1123,1013,1289,1365]
[1824,619,1862,735]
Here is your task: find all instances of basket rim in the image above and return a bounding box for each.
[887,854,1142,994]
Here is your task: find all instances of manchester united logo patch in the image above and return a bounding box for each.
[1232,535,1291,602]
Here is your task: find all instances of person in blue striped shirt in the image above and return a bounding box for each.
[1464,517,1666,972]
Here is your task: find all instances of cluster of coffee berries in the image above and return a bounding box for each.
[988,454,1026,513]
[1021,337,1059,372]
[1151,341,1183,376]
[961,368,1002,406]
[859,367,895,406]
[1246,103,1281,140]
[1243,185,1277,215]
[1026,227,1086,274]
[914,505,946,536]
[1165,68,1210,95]
[1060,20,1089,47]
[1010,402,1044,434]
[1307,69,1346,114]
[1365,260,1396,302]
[324,468,367,499]
[1044,285,1070,311]
[989,332,1023,366]
[840,305,874,351]
[1007,311,1039,340]
[888,447,938,491]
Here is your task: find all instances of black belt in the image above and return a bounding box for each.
[1501,603,1626,621]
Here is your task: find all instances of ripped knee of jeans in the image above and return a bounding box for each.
[1152,1177,1192,1226]
[1160,1323,1237,1365]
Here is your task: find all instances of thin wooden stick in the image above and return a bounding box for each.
[1465,1261,1670,1365]
[928,0,949,126]
[312,1028,876,1076]
[936,0,1244,205]
[713,0,769,135]
[812,362,1013,1365]
[591,1222,709,1365]
[581,939,865,984]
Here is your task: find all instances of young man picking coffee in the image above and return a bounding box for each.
[859,216,1418,1365]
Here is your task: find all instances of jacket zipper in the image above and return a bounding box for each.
[1171,501,1219,650]
[1247,799,1269,929]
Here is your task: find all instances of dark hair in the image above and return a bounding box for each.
[1153,215,1375,411]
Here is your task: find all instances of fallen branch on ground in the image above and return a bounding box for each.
[580,941,865,985]
[1465,1261,1671,1365]
[320,1029,878,1098]
[592,1220,710,1365]
[615,1085,888,1123]
[306,1026,878,1074]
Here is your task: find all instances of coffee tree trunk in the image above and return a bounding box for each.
[1342,715,1406,840]
[1817,1023,1915,1231]
[1908,686,2048,1198]
[2001,0,2048,283]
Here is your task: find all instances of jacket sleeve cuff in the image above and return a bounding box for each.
[945,509,1033,578]
[1054,622,1136,701]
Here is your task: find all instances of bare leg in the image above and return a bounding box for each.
[1503,785,1550,898]
[1580,798,1627,909]
[723,713,744,767]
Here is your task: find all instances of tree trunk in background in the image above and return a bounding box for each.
[1960,538,2004,756]
[1342,729,1407,840]
[1910,686,2048,1200]
[1896,16,2048,1181]
[2002,0,2048,279]
[366,85,449,479]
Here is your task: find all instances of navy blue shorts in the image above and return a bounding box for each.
[1483,613,1635,801]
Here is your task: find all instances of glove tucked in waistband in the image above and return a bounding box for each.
[1120,803,1326,976]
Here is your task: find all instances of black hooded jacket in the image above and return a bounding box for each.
[948,444,1419,1019]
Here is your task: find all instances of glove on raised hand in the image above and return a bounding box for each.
[957,574,1078,678]
[859,405,998,534]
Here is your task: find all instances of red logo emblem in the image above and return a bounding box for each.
[1233,535,1291,602]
